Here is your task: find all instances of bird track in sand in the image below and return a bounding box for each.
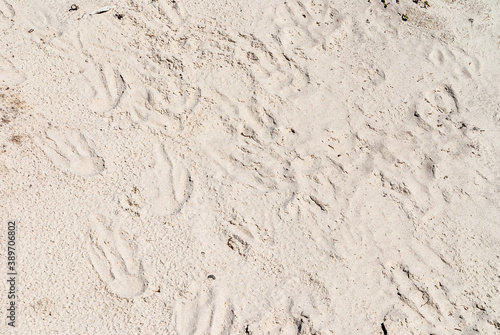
[87,214,148,299]
[36,128,105,178]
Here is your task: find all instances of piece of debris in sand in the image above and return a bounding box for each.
[90,6,112,15]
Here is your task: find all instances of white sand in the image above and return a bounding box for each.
[1,0,499,333]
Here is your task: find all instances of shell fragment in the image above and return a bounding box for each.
[90,6,112,15]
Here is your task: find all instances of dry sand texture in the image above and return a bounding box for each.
[1,0,500,334]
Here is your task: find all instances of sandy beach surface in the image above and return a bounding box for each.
[1,0,499,334]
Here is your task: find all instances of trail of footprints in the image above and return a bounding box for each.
[173,283,324,334]
[37,127,193,214]
[87,215,148,298]
[37,131,191,296]
[2,0,336,328]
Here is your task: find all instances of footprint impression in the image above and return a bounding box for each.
[0,0,14,31]
[37,128,105,178]
[87,215,148,298]
[173,285,235,335]
[128,86,182,133]
[0,56,26,86]
[84,63,126,114]
[140,142,192,216]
